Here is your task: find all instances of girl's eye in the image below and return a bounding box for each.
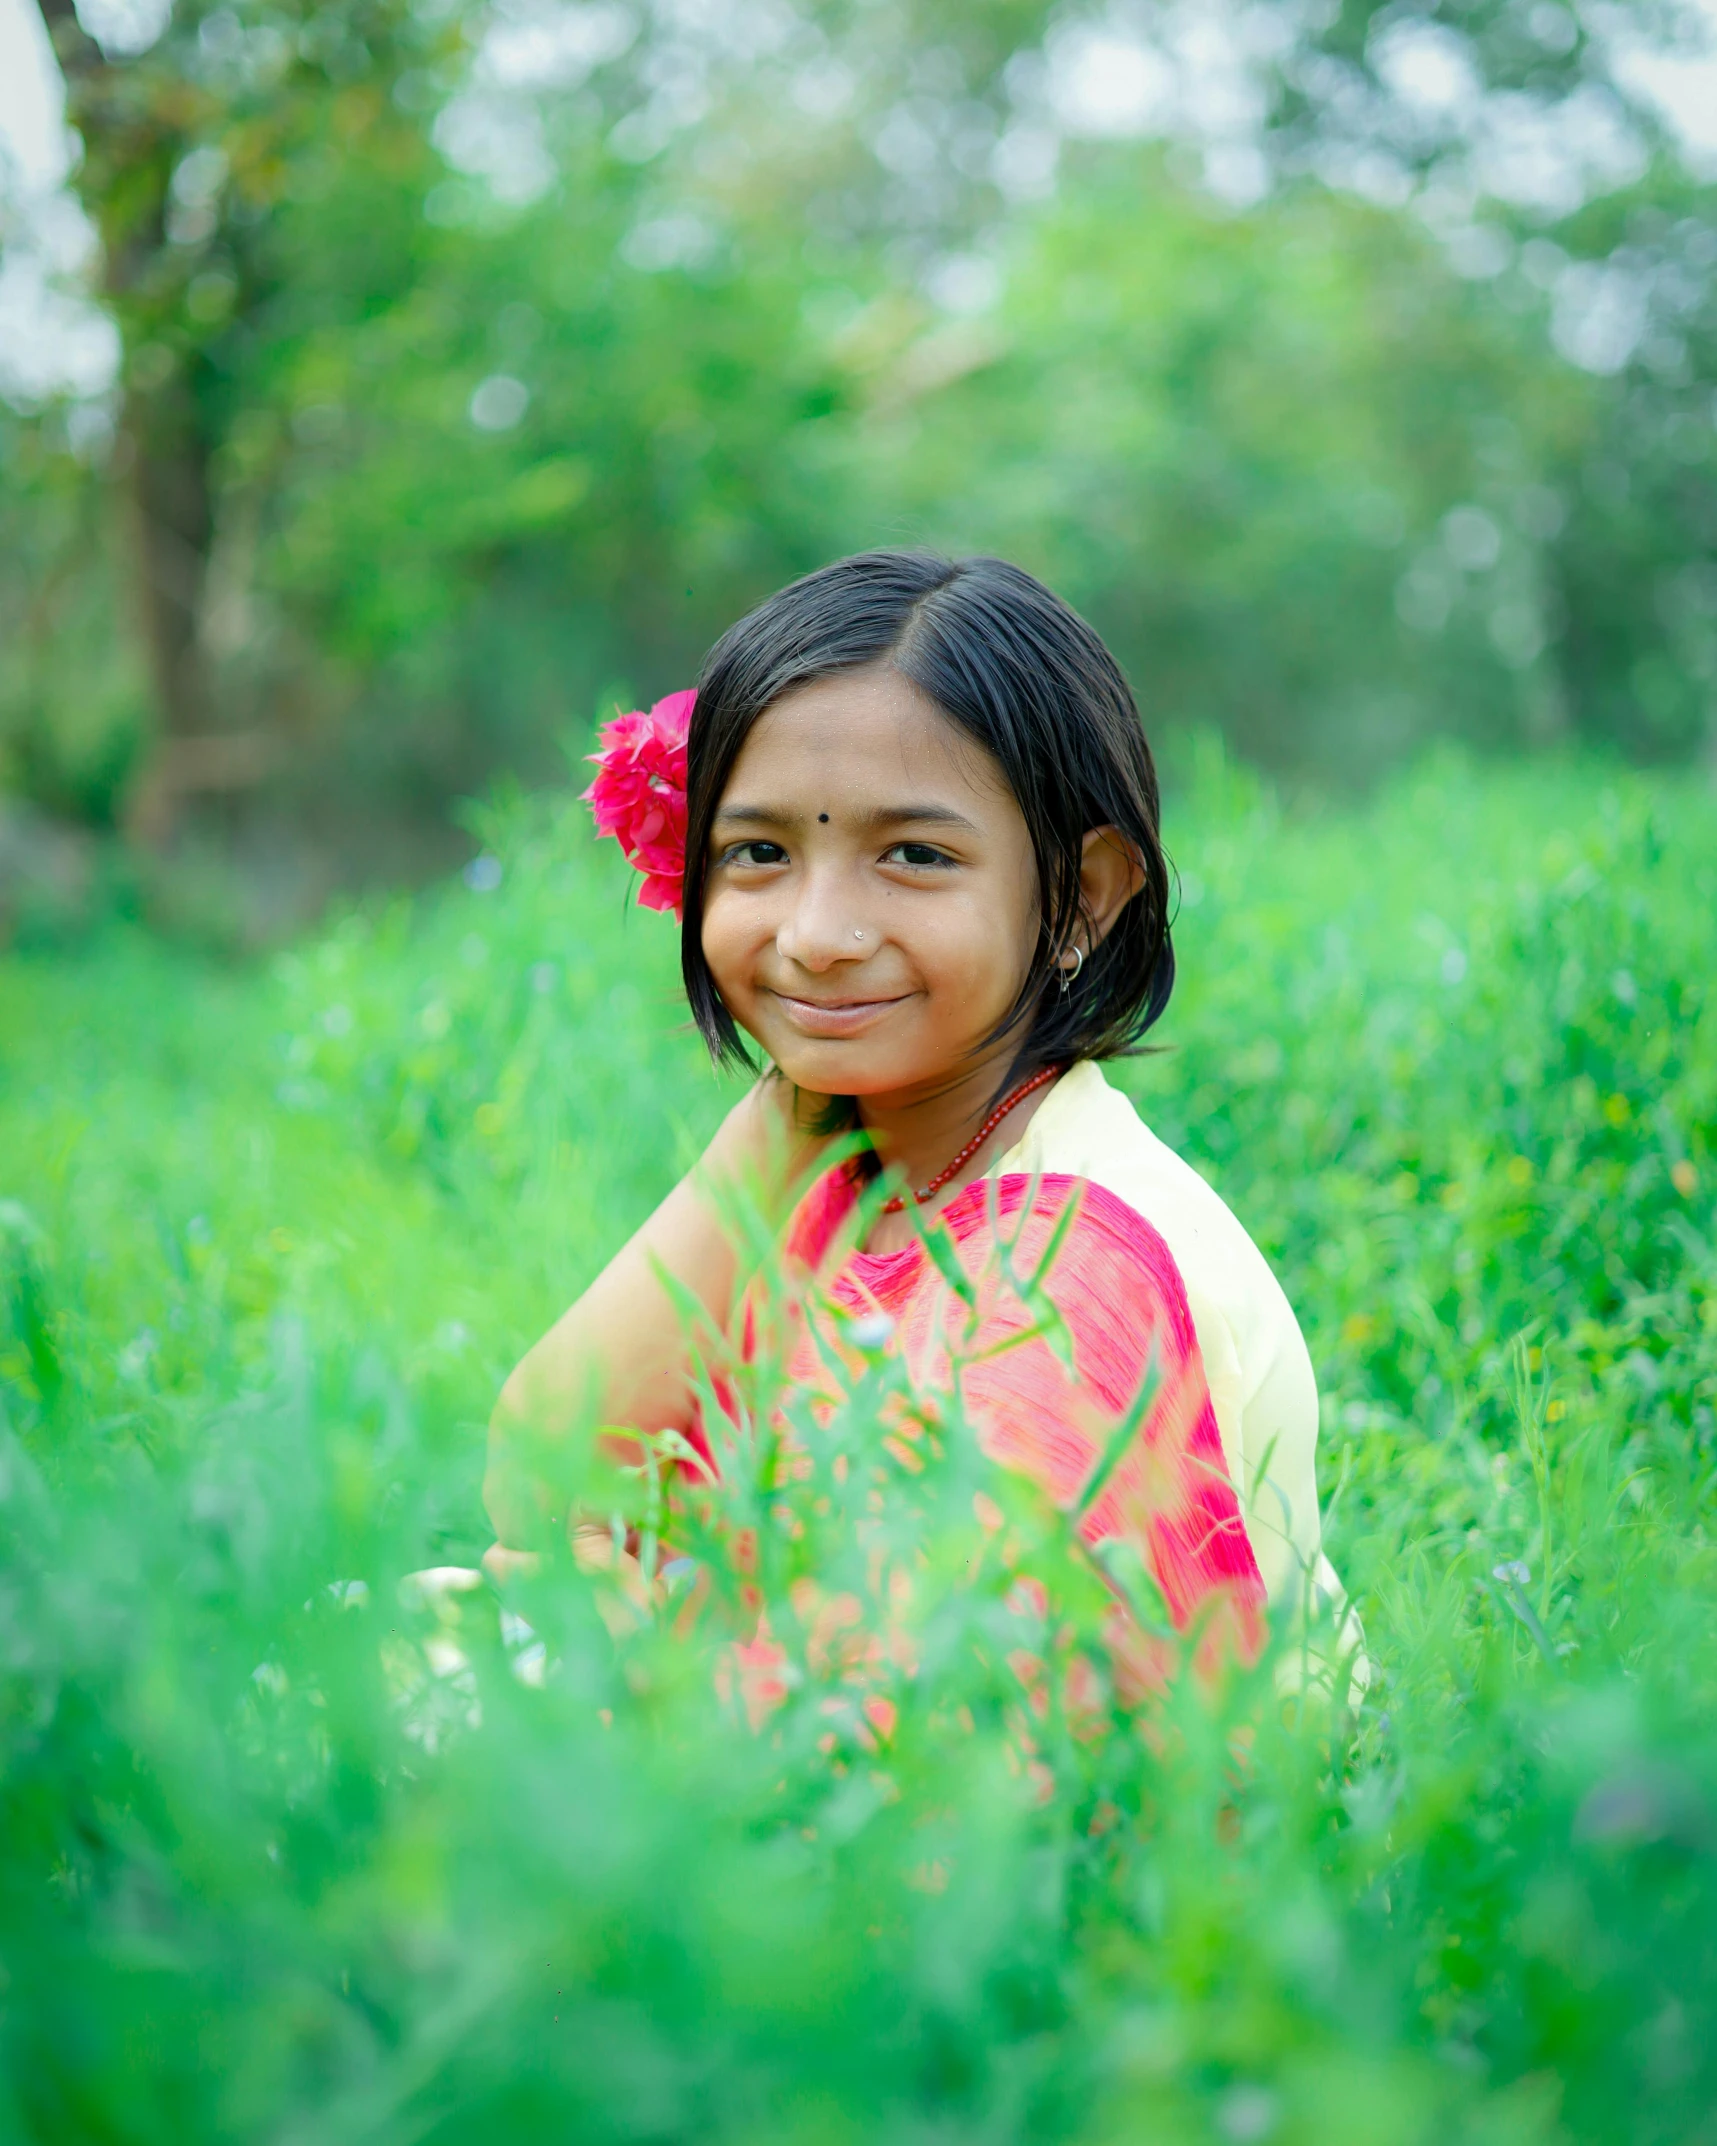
[720,840,789,868]
[885,842,956,870]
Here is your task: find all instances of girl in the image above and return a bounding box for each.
[485,551,1355,1683]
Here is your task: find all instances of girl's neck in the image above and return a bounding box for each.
[854,1056,1062,1248]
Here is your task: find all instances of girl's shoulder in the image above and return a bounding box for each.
[992,1060,1305,1372]
[998,1061,1336,1621]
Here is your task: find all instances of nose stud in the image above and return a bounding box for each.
[853,928,865,941]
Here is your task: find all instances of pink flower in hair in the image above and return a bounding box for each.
[582,688,695,919]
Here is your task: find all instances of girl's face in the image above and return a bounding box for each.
[700,666,1042,1103]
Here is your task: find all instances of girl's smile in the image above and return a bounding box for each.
[765,988,915,1039]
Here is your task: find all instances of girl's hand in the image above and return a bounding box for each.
[481,1529,662,1637]
[481,1542,542,1589]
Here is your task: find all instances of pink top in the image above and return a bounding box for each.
[710,1162,1265,1648]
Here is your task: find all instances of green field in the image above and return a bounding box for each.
[2,751,1714,2144]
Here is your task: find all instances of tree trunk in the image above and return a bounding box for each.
[121,371,218,843]
[36,0,222,848]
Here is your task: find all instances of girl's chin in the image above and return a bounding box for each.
[743,1013,1013,1101]
[771,1047,904,1092]
[760,1035,925,1097]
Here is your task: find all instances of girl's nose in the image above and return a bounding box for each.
[775,869,868,973]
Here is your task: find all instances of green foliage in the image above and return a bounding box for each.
[848,166,1601,774]
[0,405,149,820]
[1535,175,1717,761]
[6,0,1717,842]
[2,754,1715,2139]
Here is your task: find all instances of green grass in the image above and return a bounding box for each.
[2,749,1714,2144]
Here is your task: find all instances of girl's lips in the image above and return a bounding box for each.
[768,989,909,1038]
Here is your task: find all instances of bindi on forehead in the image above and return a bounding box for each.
[818,813,829,823]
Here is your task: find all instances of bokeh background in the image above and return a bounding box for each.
[1,0,1715,936]
[4,11,1717,2137]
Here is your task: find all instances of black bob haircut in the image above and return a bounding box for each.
[680,549,1175,1088]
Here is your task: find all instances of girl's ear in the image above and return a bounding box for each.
[1076,825,1148,951]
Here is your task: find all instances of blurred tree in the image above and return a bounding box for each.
[1269,2,1717,763]
[4,0,1714,878]
[1274,0,1705,170]
[33,0,467,841]
[834,161,1597,774]
[818,143,1717,773]
[1538,170,1717,760]
[0,397,143,821]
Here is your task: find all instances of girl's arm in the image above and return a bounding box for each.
[484,1078,828,1550]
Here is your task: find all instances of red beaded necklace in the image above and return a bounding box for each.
[876,1063,1065,1215]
